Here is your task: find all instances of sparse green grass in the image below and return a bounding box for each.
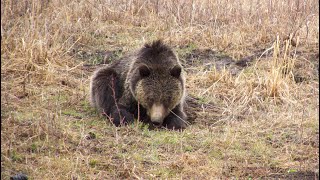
[1,0,319,179]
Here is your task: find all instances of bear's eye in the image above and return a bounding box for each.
[170,65,181,78]
[139,65,150,78]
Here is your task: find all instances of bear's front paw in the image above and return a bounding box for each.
[164,117,187,131]
[110,108,134,126]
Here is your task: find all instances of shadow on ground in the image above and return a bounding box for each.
[262,170,318,180]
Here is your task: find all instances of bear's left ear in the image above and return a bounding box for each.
[170,65,181,78]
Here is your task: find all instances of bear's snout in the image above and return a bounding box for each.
[149,104,167,127]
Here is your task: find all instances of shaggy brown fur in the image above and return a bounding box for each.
[90,40,187,130]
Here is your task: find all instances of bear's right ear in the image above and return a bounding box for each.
[139,65,150,78]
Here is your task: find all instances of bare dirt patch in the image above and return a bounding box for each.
[182,47,271,75]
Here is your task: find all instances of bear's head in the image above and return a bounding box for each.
[128,40,185,127]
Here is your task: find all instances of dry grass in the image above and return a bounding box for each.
[1,0,319,179]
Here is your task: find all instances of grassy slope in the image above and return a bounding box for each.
[1,0,319,179]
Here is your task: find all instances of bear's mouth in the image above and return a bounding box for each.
[151,121,162,128]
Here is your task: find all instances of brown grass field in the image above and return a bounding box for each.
[1,0,319,179]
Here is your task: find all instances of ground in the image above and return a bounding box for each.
[1,0,319,179]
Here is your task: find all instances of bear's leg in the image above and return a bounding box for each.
[91,67,136,126]
[163,104,187,130]
[110,106,135,126]
[90,67,120,115]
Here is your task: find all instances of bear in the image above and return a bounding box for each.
[89,40,188,130]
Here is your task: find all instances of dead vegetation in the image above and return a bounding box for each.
[1,0,319,179]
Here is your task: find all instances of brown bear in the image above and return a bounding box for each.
[89,40,187,130]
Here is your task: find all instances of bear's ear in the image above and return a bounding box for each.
[139,64,150,78]
[170,65,181,78]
